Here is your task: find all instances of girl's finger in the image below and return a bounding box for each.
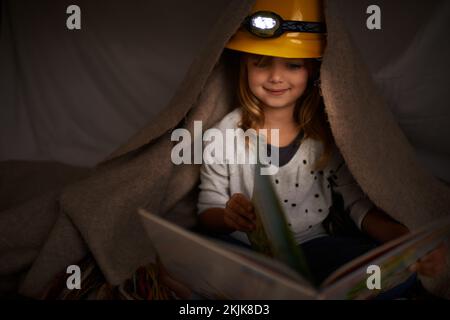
[409,263,418,273]
[225,209,254,231]
[416,261,442,277]
[420,245,447,266]
[233,215,255,232]
[223,214,240,231]
[418,265,438,277]
[232,194,254,213]
[227,198,255,220]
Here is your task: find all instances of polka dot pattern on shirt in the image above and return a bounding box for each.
[265,143,346,242]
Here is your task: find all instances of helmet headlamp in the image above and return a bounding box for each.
[243,11,326,38]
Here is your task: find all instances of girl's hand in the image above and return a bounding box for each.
[410,242,448,278]
[224,193,256,232]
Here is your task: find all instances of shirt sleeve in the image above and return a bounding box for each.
[330,159,374,230]
[197,157,230,215]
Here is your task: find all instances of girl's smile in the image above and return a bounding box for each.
[263,87,290,96]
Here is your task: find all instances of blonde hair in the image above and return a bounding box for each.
[237,54,333,170]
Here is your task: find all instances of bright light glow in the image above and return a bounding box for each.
[252,16,277,30]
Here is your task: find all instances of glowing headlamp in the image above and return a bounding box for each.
[243,11,326,38]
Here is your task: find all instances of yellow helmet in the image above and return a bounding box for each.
[226,0,326,58]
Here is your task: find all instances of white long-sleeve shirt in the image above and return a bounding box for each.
[197,108,374,245]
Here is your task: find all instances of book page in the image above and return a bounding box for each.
[320,216,450,300]
[249,163,314,283]
[138,208,317,300]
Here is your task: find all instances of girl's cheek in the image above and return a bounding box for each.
[249,74,265,86]
[294,73,309,87]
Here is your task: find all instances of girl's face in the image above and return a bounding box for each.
[246,55,309,110]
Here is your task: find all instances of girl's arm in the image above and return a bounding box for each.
[361,208,409,243]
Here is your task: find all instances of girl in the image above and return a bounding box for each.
[197,0,446,292]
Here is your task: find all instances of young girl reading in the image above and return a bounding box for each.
[197,0,446,290]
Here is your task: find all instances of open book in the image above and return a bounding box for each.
[138,172,450,299]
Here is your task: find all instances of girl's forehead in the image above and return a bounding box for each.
[246,54,304,63]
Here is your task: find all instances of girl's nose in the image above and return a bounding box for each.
[268,65,283,83]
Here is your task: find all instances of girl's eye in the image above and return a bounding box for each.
[287,63,303,69]
[253,62,269,68]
